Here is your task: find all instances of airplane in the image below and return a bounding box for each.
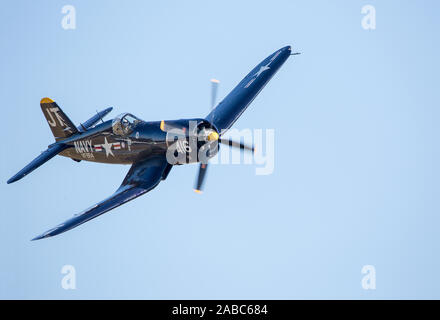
[7,45,297,240]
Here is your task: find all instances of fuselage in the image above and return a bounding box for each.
[59,117,217,165]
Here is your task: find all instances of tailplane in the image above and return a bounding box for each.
[40,97,78,141]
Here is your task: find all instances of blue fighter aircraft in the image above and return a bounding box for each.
[7,45,297,240]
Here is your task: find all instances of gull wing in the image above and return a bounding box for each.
[32,156,171,240]
[205,46,291,133]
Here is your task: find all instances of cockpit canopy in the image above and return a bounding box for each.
[112,113,140,136]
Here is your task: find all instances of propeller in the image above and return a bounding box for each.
[219,138,254,152]
[210,79,220,109]
[194,163,208,193]
[193,79,254,193]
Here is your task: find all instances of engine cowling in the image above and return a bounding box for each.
[163,119,219,165]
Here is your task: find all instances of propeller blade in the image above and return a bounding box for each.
[194,163,209,193]
[210,79,220,109]
[192,78,220,193]
[220,139,254,152]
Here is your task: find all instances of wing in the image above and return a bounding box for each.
[7,143,67,184]
[205,46,291,133]
[32,156,171,240]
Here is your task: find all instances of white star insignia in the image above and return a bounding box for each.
[101,137,114,157]
[254,65,270,77]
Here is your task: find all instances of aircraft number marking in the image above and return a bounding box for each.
[176,140,191,153]
[46,107,67,127]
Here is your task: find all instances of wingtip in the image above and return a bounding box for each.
[31,232,52,241]
[7,176,19,184]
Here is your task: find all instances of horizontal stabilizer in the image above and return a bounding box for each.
[78,107,113,132]
[7,143,67,184]
[60,120,113,144]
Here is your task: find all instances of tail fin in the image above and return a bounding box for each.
[40,97,78,141]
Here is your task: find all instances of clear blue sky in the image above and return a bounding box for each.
[1,0,439,299]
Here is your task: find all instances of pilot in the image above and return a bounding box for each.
[112,114,139,136]
[121,117,131,134]
[112,119,124,136]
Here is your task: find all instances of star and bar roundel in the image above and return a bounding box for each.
[74,137,126,157]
